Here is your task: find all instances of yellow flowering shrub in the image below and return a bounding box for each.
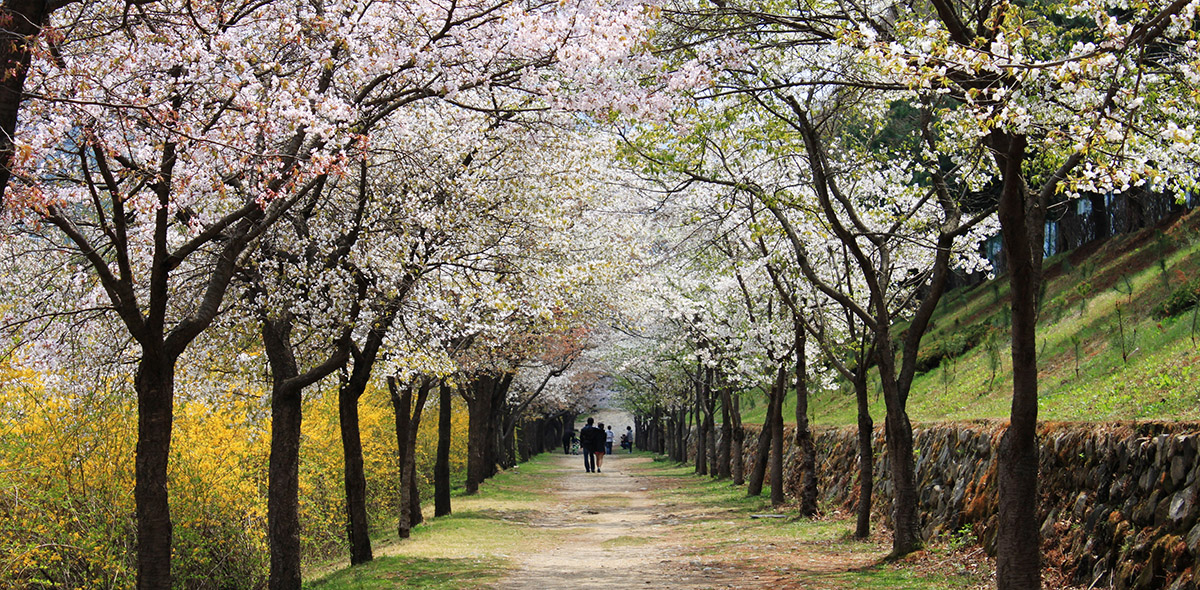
[0,364,471,589]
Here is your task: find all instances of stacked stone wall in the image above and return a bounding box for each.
[690,420,1200,589]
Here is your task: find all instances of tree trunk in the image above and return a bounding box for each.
[389,377,414,538]
[268,381,302,590]
[435,381,453,517]
[993,130,1042,590]
[876,350,921,557]
[463,373,511,494]
[339,378,372,563]
[704,370,718,479]
[263,316,348,590]
[748,367,784,497]
[694,371,708,476]
[718,384,732,480]
[794,327,818,516]
[0,0,53,203]
[730,394,744,486]
[134,353,175,590]
[854,373,873,539]
[768,372,785,507]
[338,320,395,564]
[463,377,494,495]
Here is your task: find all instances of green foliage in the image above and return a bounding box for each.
[1153,276,1200,319]
[914,323,991,374]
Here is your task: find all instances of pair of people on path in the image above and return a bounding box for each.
[579,418,607,473]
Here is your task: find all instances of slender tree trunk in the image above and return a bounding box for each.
[993,130,1042,590]
[463,377,494,495]
[876,351,921,557]
[409,461,423,526]
[748,367,784,497]
[338,320,395,564]
[769,372,785,507]
[794,327,818,516]
[718,383,732,480]
[0,0,52,202]
[730,394,744,486]
[393,376,431,538]
[435,382,453,517]
[704,370,717,478]
[268,381,303,590]
[389,377,414,538]
[854,375,873,539]
[339,379,372,563]
[134,353,175,590]
[263,316,348,590]
[694,371,708,476]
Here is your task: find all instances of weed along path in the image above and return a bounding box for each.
[490,453,754,590]
[306,452,992,590]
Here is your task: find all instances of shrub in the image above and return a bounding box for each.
[915,323,992,374]
[1153,277,1200,319]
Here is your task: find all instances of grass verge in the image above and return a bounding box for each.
[303,454,567,589]
[629,457,992,590]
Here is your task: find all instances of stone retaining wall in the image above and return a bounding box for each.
[702,420,1200,589]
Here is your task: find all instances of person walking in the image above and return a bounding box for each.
[625,426,634,453]
[562,429,576,455]
[594,422,608,472]
[605,425,615,455]
[579,418,598,472]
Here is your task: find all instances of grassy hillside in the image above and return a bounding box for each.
[743,206,1200,427]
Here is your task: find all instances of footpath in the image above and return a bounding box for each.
[310,451,992,590]
[490,452,760,590]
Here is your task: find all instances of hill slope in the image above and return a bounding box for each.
[743,206,1200,427]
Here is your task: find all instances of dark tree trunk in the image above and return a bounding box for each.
[730,394,744,486]
[794,327,818,516]
[268,382,302,590]
[435,381,453,517]
[263,316,349,590]
[717,383,732,480]
[408,459,423,528]
[748,367,784,497]
[853,375,874,539]
[704,370,717,479]
[992,130,1042,590]
[463,373,511,494]
[876,350,921,557]
[338,382,372,563]
[388,376,430,539]
[0,0,54,203]
[694,370,708,476]
[134,354,175,590]
[768,371,785,507]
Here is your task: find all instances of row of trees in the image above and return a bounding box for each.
[0,0,676,587]
[612,0,1199,589]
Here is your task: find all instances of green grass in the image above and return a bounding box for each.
[303,454,568,588]
[629,459,990,588]
[737,209,1200,428]
[305,556,503,590]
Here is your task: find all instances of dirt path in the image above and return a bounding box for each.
[490,452,760,590]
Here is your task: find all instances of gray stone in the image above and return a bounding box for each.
[1074,492,1090,520]
[1168,486,1197,525]
[1172,455,1189,486]
[1186,522,1200,553]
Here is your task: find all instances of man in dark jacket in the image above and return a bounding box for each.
[579,418,599,472]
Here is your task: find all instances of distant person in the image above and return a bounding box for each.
[562,429,575,455]
[605,425,614,455]
[579,418,599,472]
[623,426,634,452]
[594,422,608,472]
